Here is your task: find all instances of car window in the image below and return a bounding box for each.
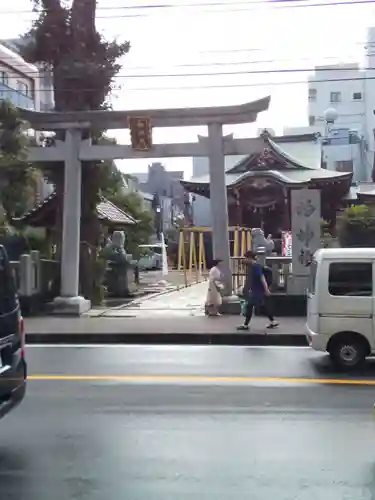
[328,262,372,296]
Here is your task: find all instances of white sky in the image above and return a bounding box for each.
[1,0,375,178]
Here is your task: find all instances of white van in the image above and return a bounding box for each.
[137,244,165,270]
[306,247,375,368]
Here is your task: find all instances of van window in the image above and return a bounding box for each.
[308,259,317,294]
[328,262,372,296]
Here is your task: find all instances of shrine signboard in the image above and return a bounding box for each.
[129,116,152,151]
[291,189,321,278]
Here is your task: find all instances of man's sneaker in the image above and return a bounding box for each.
[266,322,279,329]
[236,325,249,331]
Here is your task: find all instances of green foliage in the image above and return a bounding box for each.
[22,0,130,111]
[1,166,43,221]
[338,204,375,247]
[97,137,126,198]
[108,191,154,258]
[342,204,375,226]
[0,100,29,163]
[0,211,13,238]
[23,229,50,258]
[0,100,41,221]
[91,256,107,306]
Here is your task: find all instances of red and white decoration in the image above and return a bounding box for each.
[282,231,292,257]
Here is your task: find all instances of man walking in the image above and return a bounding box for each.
[237,250,279,331]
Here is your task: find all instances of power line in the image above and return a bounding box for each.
[115,74,375,90]
[0,62,370,80]
[109,54,365,71]
[1,0,374,18]
[113,66,374,79]
[2,1,272,13]
[1,74,374,93]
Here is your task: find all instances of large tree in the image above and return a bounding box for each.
[21,0,130,299]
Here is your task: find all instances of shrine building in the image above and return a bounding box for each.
[181,130,353,236]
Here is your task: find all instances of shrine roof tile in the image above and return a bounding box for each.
[18,193,137,226]
[268,138,321,170]
[96,198,137,225]
[181,167,351,189]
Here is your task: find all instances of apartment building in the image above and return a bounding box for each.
[303,26,375,181]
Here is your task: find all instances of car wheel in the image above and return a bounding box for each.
[329,335,366,369]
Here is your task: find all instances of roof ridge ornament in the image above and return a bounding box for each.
[260,129,272,139]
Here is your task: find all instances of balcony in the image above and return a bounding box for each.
[0,82,35,110]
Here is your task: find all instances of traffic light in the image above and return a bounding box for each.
[128,116,152,151]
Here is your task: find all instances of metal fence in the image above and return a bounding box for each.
[231,256,292,294]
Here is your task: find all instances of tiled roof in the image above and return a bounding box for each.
[182,133,352,192]
[18,193,137,226]
[96,197,137,225]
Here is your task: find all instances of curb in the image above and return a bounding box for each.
[26,332,308,346]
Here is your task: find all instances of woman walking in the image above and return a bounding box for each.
[205,259,224,316]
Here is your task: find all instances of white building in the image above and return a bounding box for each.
[308,63,365,132]
[1,38,55,112]
[0,41,41,111]
[303,26,375,181]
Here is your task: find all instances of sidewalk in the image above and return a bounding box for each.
[86,281,207,318]
[24,283,308,345]
[25,315,307,346]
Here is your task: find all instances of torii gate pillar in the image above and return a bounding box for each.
[53,129,91,315]
[207,122,231,293]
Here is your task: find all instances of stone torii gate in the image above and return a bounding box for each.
[20,97,270,314]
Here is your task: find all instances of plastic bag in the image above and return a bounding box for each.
[240,299,247,316]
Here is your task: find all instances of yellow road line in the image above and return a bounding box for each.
[27,375,375,385]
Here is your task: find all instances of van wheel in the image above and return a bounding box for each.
[329,335,367,369]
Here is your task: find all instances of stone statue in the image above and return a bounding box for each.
[101,231,137,297]
[251,228,275,256]
[102,231,129,262]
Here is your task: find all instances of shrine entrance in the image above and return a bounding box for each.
[20,98,270,314]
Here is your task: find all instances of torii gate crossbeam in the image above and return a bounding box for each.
[20,97,270,315]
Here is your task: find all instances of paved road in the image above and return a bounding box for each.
[2,345,375,500]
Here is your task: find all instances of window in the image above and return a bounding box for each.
[308,88,317,101]
[0,71,8,85]
[309,115,315,126]
[17,81,29,96]
[328,262,372,296]
[353,92,362,100]
[330,91,341,103]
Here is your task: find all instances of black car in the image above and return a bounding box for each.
[0,245,26,419]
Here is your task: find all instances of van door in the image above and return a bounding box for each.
[321,260,373,342]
